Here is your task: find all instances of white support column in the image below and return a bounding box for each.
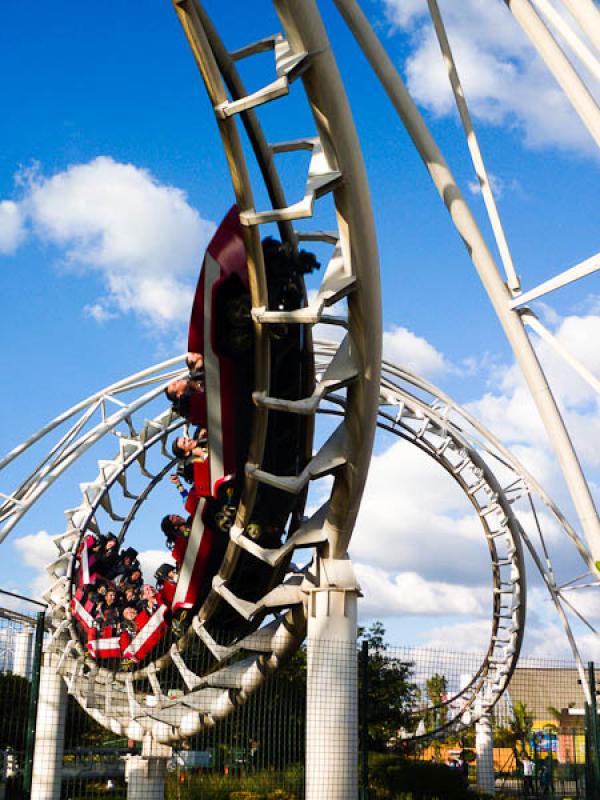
[125,736,171,800]
[306,559,359,800]
[12,628,33,678]
[31,654,68,800]
[476,712,495,795]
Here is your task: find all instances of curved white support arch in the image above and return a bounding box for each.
[3,0,598,751]
[2,342,599,739]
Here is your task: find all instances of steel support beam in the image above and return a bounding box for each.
[504,0,600,148]
[333,0,600,564]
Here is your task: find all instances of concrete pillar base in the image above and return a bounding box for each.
[30,654,68,800]
[305,558,359,800]
[125,735,171,800]
[125,756,168,800]
[476,712,495,795]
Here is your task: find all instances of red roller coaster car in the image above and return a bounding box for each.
[169,205,252,615]
[71,205,316,664]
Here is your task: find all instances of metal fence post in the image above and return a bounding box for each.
[22,611,45,800]
[588,662,600,799]
[360,639,369,800]
[572,728,580,799]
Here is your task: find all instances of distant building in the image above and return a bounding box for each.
[503,666,587,763]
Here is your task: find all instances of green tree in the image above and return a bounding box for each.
[0,673,30,751]
[425,673,448,731]
[505,701,534,763]
[0,672,119,753]
[186,645,307,770]
[359,622,419,752]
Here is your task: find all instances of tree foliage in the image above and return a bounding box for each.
[495,701,534,762]
[425,673,448,732]
[0,671,116,752]
[0,673,30,751]
[359,622,419,752]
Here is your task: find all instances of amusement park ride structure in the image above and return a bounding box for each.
[1,1,599,799]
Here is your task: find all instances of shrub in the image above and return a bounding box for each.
[367,756,472,800]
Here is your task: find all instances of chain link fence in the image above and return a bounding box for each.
[0,604,45,800]
[2,609,600,799]
[371,640,594,799]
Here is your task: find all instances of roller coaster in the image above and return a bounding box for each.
[1,0,600,796]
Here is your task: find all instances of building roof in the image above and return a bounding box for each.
[506,667,587,720]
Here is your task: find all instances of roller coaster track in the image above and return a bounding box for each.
[1,344,597,741]
[3,0,600,744]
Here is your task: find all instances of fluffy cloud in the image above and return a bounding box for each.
[315,309,454,378]
[467,173,520,199]
[420,618,493,653]
[350,438,494,585]
[382,0,598,156]
[1,157,215,326]
[351,303,600,658]
[137,549,170,583]
[468,310,600,469]
[417,614,600,661]
[83,303,117,323]
[0,200,26,254]
[13,530,57,571]
[13,530,59,600]
[383,325,450,376]
[355,564,486,616]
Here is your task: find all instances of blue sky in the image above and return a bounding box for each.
[1,0,599,657]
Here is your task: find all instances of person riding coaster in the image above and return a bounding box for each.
[121,585,169,667]
[71,207,319,664]
[157,207,319,637]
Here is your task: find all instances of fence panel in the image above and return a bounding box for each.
[0,607,43,800]
[4,612,600,799]
[363,642,593,799]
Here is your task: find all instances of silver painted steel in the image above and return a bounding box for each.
[332,0,600,569]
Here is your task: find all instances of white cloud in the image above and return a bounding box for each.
[468,309,600,468]
[415,615,585,661]
[13,530,57,571]
[0,200,26,254]
[356,563,485,616]
[383,325,451,376]
[350,438,492,585]
[467,173,520,199]
[349,301,600,658]
[2,157,215,326]
[554,314,600,391]
[382,0,599,156]
[13,530,58,600]
[420,618,492,652]
[314,310,457,376]
[137,549,171,584]
[83,303,117,323]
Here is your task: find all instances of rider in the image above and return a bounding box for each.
[171,429,208,461]
[154,563,178,609]
[160,514,191,568]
